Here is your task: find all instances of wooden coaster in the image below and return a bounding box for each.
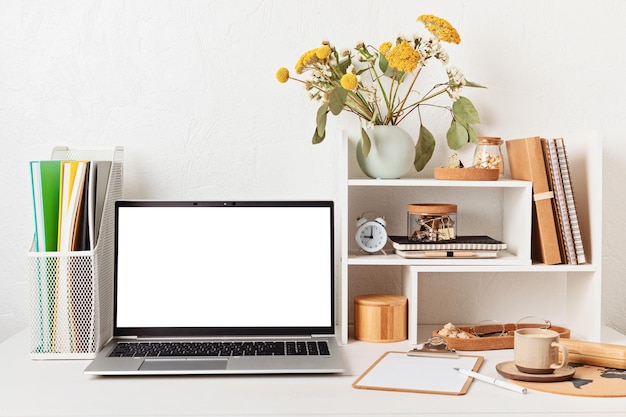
[498,362,626,397]
[496,361,575,382]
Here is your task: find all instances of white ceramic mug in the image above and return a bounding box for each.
[514,328,569,374]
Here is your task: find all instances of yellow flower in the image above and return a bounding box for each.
[385,40,421,73]
[295,48,319,74]
[275,67,290,83]
[316,45,331,60]
[340,73,358,90]
[417,14,461,44]
[379,42,392,55]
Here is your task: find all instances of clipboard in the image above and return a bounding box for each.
[352,351,484,395]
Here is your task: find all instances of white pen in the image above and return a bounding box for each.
[454,367,528,394]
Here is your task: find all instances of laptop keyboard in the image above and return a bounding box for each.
[108,340,331,358]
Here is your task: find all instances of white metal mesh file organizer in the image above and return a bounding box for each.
[28,146,123,359]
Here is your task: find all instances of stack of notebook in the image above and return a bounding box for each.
[389,235,507,259]
[507,136,586,265]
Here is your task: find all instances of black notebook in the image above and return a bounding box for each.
[389,235,507,251]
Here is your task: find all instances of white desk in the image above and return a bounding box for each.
[3,327,626,417]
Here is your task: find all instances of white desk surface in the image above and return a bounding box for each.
[3,326,626,417]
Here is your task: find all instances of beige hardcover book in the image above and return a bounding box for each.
[506,136,562,265]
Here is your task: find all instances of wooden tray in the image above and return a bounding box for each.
[432,323,571,351]
[434,167,499,181]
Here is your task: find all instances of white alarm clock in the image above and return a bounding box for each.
[355,212,387,254]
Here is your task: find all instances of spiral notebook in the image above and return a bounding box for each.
[389,235,507,251]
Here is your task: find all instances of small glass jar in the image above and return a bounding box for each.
[407,203,457,242]
[473,136,504,176]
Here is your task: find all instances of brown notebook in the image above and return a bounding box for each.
[506,136,562,265]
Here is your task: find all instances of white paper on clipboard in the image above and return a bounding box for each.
[353,351,484,395]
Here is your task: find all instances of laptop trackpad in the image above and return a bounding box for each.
[140,359,228,371]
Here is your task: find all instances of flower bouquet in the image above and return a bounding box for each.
[276,14,484,172]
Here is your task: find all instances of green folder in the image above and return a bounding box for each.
[39,160,61,251]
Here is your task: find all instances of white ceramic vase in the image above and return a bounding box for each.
[356,125,416,179]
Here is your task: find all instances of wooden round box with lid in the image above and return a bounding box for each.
[354,294,407,342]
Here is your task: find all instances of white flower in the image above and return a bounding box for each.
[364,87,380,105]
[437,50,449,64]
[447,65,466,87]
[417,37,436,60]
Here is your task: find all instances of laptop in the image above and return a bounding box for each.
[84,200,345,375]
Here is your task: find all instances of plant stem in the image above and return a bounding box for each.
[393,65,423,124]
[395,84,450,124]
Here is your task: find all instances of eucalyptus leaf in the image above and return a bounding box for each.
[414,125,436,172]
[360,128,372,157]
[378,54,390,73]
[457,119,477,144]
[452,96,480,124]
[466,123,478,144]
[316,103,328,137]
[446,120,470,150]
[312,126,325,144]
[379,54,405,81]
[329,87,348,115]
[337,57,351,75]
[465,80,487,88]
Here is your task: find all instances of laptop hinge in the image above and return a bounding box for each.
[127,335,316,342]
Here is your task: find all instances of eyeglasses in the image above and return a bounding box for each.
[469,316,552,338]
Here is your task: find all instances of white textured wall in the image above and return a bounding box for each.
[1,0,625,342]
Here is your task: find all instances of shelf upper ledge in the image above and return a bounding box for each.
[346,251,597,272]
[347,178,532,188]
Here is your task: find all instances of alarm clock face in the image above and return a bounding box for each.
[356,220,387,253]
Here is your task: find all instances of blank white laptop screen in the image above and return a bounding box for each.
[114,201,334,335]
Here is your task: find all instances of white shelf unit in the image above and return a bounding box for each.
[338,133,602,345]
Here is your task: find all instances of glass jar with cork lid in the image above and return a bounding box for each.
[473,136,504,176]
[407,203,457,242]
